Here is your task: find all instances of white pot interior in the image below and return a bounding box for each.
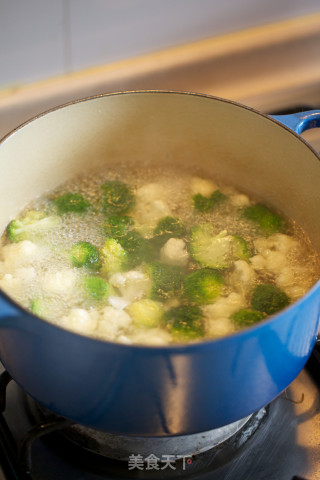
[1,92,320,249]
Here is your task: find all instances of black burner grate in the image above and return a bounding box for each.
[0,371,74,480]
[0,370,269,479]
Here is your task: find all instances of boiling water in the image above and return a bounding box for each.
[0,166,319,345]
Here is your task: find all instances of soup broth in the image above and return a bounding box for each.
[0,167,319,345]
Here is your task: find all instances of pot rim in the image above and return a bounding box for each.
[1,89,319,352]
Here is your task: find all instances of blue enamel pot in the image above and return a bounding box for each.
[0,91,320,436]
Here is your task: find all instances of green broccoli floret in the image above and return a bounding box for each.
[126,299,164,328]
[101,181,135,215]
[30,297,49,318]
[243,204,285,235]
[83,276,114,300]
[231,308,265,328]
[232,235,252,260]
[104,215,134,238]
[164,305,205,341]
[152,216,186,246]
[183,268,224,305]
[189,224,251,269]
[7,210,61,243]
[53,193,91,214]
[251,284,290,315]
[100,238,128,276]
[146,262,184,301]
[118,230,158,267]
[70,241,100,270]
[192,190,227,213]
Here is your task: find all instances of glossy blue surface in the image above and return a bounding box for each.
[0,96,320,436]
[0,280,319,435]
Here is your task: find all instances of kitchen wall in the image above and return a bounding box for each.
[1,0,320,91]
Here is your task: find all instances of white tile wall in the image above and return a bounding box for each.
[1,0,320,90]
[0,0,65,87]
[68,0,320,71]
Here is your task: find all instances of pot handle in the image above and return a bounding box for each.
[270,110,320,135]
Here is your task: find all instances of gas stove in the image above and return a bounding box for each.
[0,344,319,480]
